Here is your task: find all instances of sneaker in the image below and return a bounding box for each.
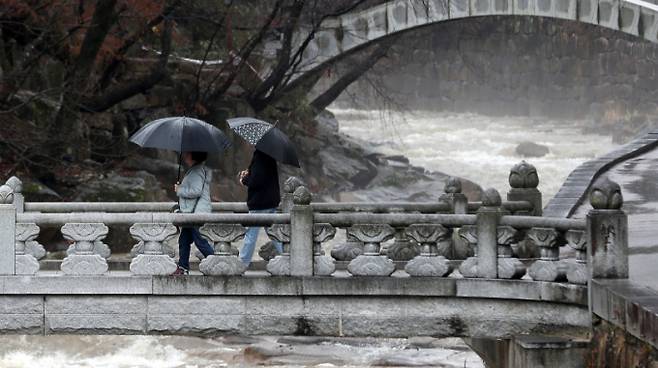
[171,266,188,276]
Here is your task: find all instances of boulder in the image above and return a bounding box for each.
[515,141,549,157]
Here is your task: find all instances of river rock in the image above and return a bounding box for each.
[515,141,550,157]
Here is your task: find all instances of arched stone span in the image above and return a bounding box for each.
[295,0,658,77]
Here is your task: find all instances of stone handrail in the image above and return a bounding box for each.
[17,212,290,226]
[22,200,532,214]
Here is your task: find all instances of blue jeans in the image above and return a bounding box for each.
[240,208,283,266]
[178,227,215,270]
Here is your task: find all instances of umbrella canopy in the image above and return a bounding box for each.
[129,116,231,182]
[130,116,231,152]
[227,117,300,168]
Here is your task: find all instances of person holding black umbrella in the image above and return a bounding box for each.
[238,149,283,265]
[172,151,215,275]
[228,117,300,267]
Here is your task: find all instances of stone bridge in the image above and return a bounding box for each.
[294,0,658,78]
[0,158,654,366]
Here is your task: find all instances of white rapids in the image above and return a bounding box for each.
[332,108,619,203]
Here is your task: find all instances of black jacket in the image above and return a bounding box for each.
[242,150,281,210]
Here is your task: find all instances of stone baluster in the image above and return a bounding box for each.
[458,225,478,278]
[476,188,504,278]
[290,186,314,276]
[199,224,247,275]
[507,161,541,216]
[5,176,24,213]
[440,177,469,259]
[61,223,109,275]
[346,224,396,276]
[565,230,587,285]
[66,237,111,260]
[14,223,42,275]
[527,227,565,281]
[129,223,178,275]
[266,224,292,276]
[587,176,628,279]
[0,185,16,275]
[496,225,526,279]
[387,221,420,261]
[404,224,453,277]
[313,223,336,276]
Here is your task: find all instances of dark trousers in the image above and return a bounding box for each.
[178,227,214,270]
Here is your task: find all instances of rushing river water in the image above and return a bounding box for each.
[333,109,619,202]
[3,111,620,367]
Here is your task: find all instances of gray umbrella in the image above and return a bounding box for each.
[227,117,300,168]
[129,116,231,180]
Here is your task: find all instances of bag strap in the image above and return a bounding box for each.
[190,166,207,213]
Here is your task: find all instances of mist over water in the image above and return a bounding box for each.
[332,109,619,202]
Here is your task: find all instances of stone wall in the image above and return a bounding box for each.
[337,16,658,124]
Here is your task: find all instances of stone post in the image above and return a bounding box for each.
[266,224,291,275]
[14,223,42,275]
[404,224,452,276]
[313,223,336,276]
[458,225,478,277]
[587,176,628,279]
[527,227,565,281]
[199,224,246,275]
[440,176,468,214]
[129,223,178,275]
[440,177,468,259]
[507,161,542,216]
[476,188,503,278]
[61,223,109,275]
[565,230,588,285]
[290,186,314,277]
[496,225,526,279]
[5,176,24,213]
[0,185,16,275]
[346,224,396,276]
[281,176,305,213]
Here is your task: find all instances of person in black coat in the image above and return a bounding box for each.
[238,149,283,265]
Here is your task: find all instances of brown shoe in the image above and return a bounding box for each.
[171,266,188,276]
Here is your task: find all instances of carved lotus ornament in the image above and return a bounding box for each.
[589,176,623,210]
[509,160,539,189]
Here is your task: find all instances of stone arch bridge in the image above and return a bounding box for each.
[0,157,656,365]
[295,0,658,77]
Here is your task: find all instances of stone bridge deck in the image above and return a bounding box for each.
[0,273,587,337]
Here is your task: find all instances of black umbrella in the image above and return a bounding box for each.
[227,117,300,167]
[129,116,231,181]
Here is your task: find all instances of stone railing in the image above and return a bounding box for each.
[0,161,628,287]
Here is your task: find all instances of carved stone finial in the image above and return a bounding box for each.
[589,176,623,210]
[509,161,539,189]
[444,177,462,194]
[293,186,312,205]
[5,176,22,194]
[283,176,305,194]
[482,188,502,207]
[0,185,14,204]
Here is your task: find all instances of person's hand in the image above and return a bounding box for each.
[174,182,179,192]
[238,170,249,185]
